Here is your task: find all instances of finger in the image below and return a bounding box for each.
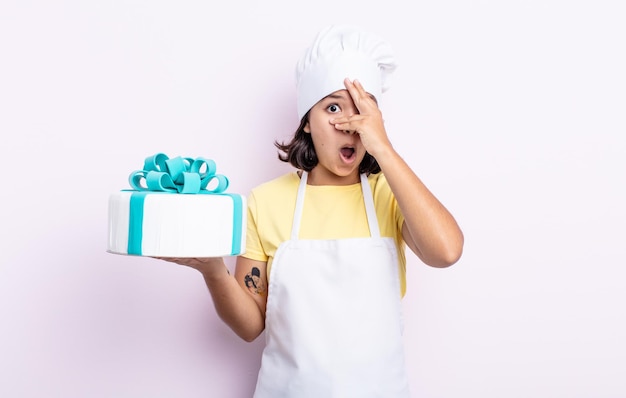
[352,79,368,95]
[329,114,363,125]
[330,116,365,132]
[344,78,376,113]
[343,78,363,103]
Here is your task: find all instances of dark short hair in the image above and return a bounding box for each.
[274,111,381,174]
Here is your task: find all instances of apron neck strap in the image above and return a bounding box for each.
[290,171,381,240]
[360,172,381,239]
[290,171,308,240]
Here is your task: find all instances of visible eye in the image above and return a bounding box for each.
[327,103,341,113]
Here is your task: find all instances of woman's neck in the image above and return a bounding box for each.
[304,168,360,186]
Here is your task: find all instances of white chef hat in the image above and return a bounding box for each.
[295,24,398,120]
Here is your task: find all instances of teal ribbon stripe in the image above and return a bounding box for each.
[125,153,242,256]
[128,192,149,255]
[222,193,244,255]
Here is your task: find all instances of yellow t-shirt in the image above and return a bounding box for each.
[243,171,407,296]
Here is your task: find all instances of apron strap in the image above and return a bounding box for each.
[291,171,381,240]
[290,171,309,240]
[360,173,381,239]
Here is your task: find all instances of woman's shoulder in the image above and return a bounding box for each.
[367,172,397,202]
[249,171,300,204]
[367,171,385,182]
[367,171,389,190]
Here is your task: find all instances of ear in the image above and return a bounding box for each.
[303,121,311,133]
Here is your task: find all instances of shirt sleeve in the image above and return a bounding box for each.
[374,173,405,234]
[241,191,268,262]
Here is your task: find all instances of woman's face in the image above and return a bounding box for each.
[304,89,366,186]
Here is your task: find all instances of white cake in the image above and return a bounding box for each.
[107,153,247,258]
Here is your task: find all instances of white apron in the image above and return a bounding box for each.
[253,172,410,398]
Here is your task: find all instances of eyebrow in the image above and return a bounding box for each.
[324,93,348,100]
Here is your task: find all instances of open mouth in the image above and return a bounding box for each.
[340,147,356,162]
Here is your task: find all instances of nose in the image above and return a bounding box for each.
[340,110,357,134]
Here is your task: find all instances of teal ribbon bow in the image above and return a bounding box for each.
[128,153,229,194]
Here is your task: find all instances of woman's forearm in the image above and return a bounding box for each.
[376,147,464,267]
[200,262,266,342]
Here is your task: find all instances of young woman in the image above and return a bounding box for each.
[163,24,463,397]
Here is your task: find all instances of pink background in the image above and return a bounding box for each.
[1,1,625,397]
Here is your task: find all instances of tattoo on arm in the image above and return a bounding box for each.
[244,266,266,296]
